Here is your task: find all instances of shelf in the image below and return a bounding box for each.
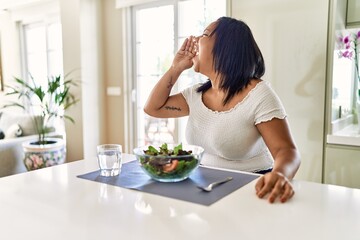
[327,124,360,146]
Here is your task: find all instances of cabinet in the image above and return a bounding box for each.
[324,146,360,188]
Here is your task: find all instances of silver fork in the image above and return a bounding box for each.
[197,177,233,192]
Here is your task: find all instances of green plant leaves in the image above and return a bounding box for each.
[1,73,79,143]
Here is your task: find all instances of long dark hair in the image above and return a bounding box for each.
[197,17,265,105]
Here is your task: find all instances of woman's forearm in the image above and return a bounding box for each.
[144,37,195,117]
[272,148,301,180]
[143,67,182,115]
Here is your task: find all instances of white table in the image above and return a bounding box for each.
[0,154,359,240]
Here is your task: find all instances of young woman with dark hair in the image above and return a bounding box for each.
[144,17,301,203]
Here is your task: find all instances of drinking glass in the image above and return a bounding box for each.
[97,144,122,177]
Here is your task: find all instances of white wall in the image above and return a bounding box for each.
[59,0,84,161]
[232,0,329,182]
[102,0,126,148]
[61,0,125,160]
[79,0,106,160]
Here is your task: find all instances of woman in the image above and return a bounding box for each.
[144,17,301,203]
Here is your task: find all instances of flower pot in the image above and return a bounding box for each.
[22,138,66,171]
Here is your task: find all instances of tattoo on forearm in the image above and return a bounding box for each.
[164,106,181,111]
[167,77,174,89]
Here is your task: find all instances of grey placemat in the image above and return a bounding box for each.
[77,160,259,206]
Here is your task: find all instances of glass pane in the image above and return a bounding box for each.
[136,41,173,76]
[178,0,205,37]
[47,22,64,77]
[331,51,355,121]
[27,52,47,87]
[48,50,63,76]
[24,20,64,80]
[47,22,63,50]
[144,116,176,145]
[331,28,360,122]
[25,25,46,54]
[178,0,226,37]
[136,6,174,43]
[203,0,227,22]
[135,5,175,147]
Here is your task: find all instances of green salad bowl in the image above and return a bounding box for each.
[133,144,204,182]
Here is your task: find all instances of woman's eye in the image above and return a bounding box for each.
[202,33,209,37]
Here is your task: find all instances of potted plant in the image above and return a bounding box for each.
[2,73,79,170]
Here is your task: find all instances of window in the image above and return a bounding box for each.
[331,50,354,120]
[331,28,359,122]
[19,17,63,115]
[132,0,226,147]
[21,19,63,88]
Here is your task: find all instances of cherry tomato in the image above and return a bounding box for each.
[163,160,179,173]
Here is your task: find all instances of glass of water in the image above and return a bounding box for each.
[97,144,122,177]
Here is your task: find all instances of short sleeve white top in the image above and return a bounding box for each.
[181,81,287,172]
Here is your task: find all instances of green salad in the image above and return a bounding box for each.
[139,143,199,180]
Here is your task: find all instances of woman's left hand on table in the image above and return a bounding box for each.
[255,171,294,203]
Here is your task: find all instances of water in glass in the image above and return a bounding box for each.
[97,145,122,177]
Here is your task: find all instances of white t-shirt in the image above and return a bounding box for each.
[181,80,287,172]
